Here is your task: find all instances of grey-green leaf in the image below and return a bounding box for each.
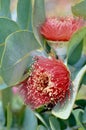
[32,0,46,46]
[81,73,86,85]
[67,27,86,65]
[0,101,5,126]
[23,107,38,130]
[72,0,86,18]
[49,116,61,130]
[1,31,40,86]
[17,0,32,30]
[34,112,49,128]
[73,109,84,130]
[37,125,47,130]
[0,18,20,64]
[0,0,11,17]
[81,107,86,126]
[7,103,12,130]
[0,76,7,90]
[52,65,86,119]
[0,18,20,44]
[0,44,5,65]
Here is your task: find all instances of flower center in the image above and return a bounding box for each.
[36,73,49,91]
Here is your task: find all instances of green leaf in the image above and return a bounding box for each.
[74,54,86,68]
[72,0,86,18]
[66,113,76,127]
[41,112,51,127]
[83,37,86,53]
[37,125,47,130]
[75,99,86,109]
[2,87,12,110]
[79,114,86,130]
[34,112,49,128]
[67,27,86,65]
[81,73,86,85]
[7,103,12,130]
[1,87,12,127]
[23,107,38,130]
[0,101,5,126]
[79,108,86,129]
[0,76,7,90]
[58,119,66,130]
[0,18,20,44]
[78,71,86,89]
[1,31,40,86]
[0,44,5,64]
[49,116,61,130]
[17,0,32,30]
[13,105,25,127]
[52,65,86,119]
[32,0,46,46]
[0,0,11,17]
[81,107,86,128]
[0,18,20,65]
[73,109,84,130]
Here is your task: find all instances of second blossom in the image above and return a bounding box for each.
[40,17,84,41]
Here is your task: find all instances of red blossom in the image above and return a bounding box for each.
[40,17,83,41]
[18,56,71,109]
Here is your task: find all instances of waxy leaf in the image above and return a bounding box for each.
[0,0,10,17]
[67,27,86,65]
[65,113,76,127]
[1,31,40,86]
[0,101,5,126]
[0,44,4,65]
[0,76,7,90]
[32,0,46,46]
[34,112,49,128]
[74,54,86,68]
[79,72,86,90]
[7,104,12,130]
[2,87,12,111]
[17,0,32,30]
[37,125,47,130]
[0,18,20,65]
[79,107,86,128]
[72,0,86,18]
[49,116,61,130]
[23,107,38,130]
[52,65,86,119]
[75,99,86,108]
[0,18,20,44]
[1,88,12,128]
[81,73,86,85]
[73,109,84,129]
